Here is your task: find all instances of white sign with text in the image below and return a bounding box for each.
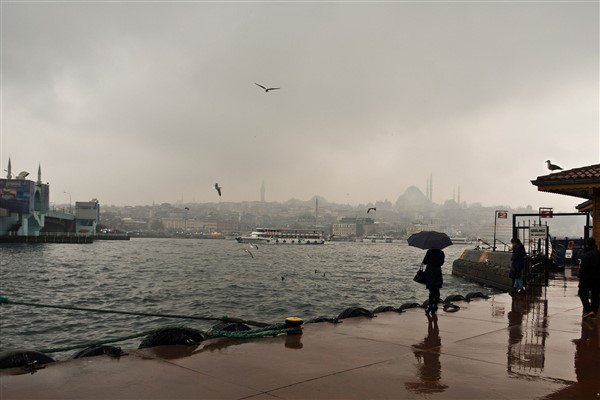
[530,226,548,239]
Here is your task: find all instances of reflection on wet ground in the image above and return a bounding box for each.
[406,314,448,394]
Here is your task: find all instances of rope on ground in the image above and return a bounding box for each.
[39,323,301,354]
[206,323,302,339]
[36,328,162,354]
[0,296,270,327]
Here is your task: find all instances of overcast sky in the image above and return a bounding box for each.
[1,1,598,211]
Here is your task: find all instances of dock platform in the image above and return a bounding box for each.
[1,267,598,399]
[0,234,93,243]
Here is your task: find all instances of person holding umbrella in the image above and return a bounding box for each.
[422,248,445,315]
[408,231,452,316]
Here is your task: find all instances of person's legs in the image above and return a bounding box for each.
[578,287,592,314]
[513,278,524,292]
[428,287,440,314]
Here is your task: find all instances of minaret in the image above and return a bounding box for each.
[37,164,42,184]
[457,185,461,205]
[260,180,265,202]
[429,173,433,201]
[6,157,12,179]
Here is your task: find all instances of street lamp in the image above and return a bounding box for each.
[64,191,72,213]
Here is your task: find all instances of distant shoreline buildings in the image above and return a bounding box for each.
[2,159,589,244]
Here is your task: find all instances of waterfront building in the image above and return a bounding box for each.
[332,217,376,238]
[531,163,600,240]
[332,221,357,237]
[0,159,100,239]
[74,200,99,235]
[0,162,49,236]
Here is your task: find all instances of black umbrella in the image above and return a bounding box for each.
[407,231,453,250]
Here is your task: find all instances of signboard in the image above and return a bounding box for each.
[497,211,508,219]
[0,179,34,213]
[530,226,548,239]
[565,249,573,259]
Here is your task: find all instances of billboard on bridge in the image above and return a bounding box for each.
[0,179,42,214]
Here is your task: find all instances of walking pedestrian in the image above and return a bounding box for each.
[578,238,600,319]
[422,248,444,315]
[510,238,526,294]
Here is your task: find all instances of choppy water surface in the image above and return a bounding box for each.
[0,239,498,359]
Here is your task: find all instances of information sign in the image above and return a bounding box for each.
[530,226,548,239]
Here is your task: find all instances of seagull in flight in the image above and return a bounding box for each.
[546,160,563,172]
[214,183,222,196]
[255,83,280,92]
[367,207,376,214]
[242,249,254,258]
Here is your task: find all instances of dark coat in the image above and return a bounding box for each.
[579,244,600,291]
[510,244,526,279]
[422,249,444,289]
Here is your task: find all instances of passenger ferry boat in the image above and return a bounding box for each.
[235,228,326,245]
[449,237,473,245]
[361,235,393,243]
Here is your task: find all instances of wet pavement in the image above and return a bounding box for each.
[1,266,599,399]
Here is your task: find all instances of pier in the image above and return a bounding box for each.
[0,233,129,243]
[1,265,597,399]
[0,234,93,244]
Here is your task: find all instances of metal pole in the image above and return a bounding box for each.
[493,210,508,252]
[493,210,498,251]
[64,191,71,214]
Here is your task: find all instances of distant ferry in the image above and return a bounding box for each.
[449,237,473,245]
[361,235,393,243]
[235,228,326,245]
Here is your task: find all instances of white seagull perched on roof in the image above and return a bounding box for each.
[255,83,280,92]
[546,160,563,172]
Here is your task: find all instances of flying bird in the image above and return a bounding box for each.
[249,244,259,250]
[546,160,563,172]
[255,83,280,92]
[214,183,222,196]
[367,207,376,214]
[242,249,254,258]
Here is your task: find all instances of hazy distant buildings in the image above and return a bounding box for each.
[74,200,99,234]
[332,217,376,238]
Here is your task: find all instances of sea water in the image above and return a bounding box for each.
[0,239,498,360]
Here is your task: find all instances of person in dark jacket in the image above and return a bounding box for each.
[578,238,600,319]
[422,248,444,315]
[510,238,527,294]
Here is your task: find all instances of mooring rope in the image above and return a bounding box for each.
[37,329,161,354]
[206,323,302,339]
[0,291,485,356]
[0,296,270,327]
